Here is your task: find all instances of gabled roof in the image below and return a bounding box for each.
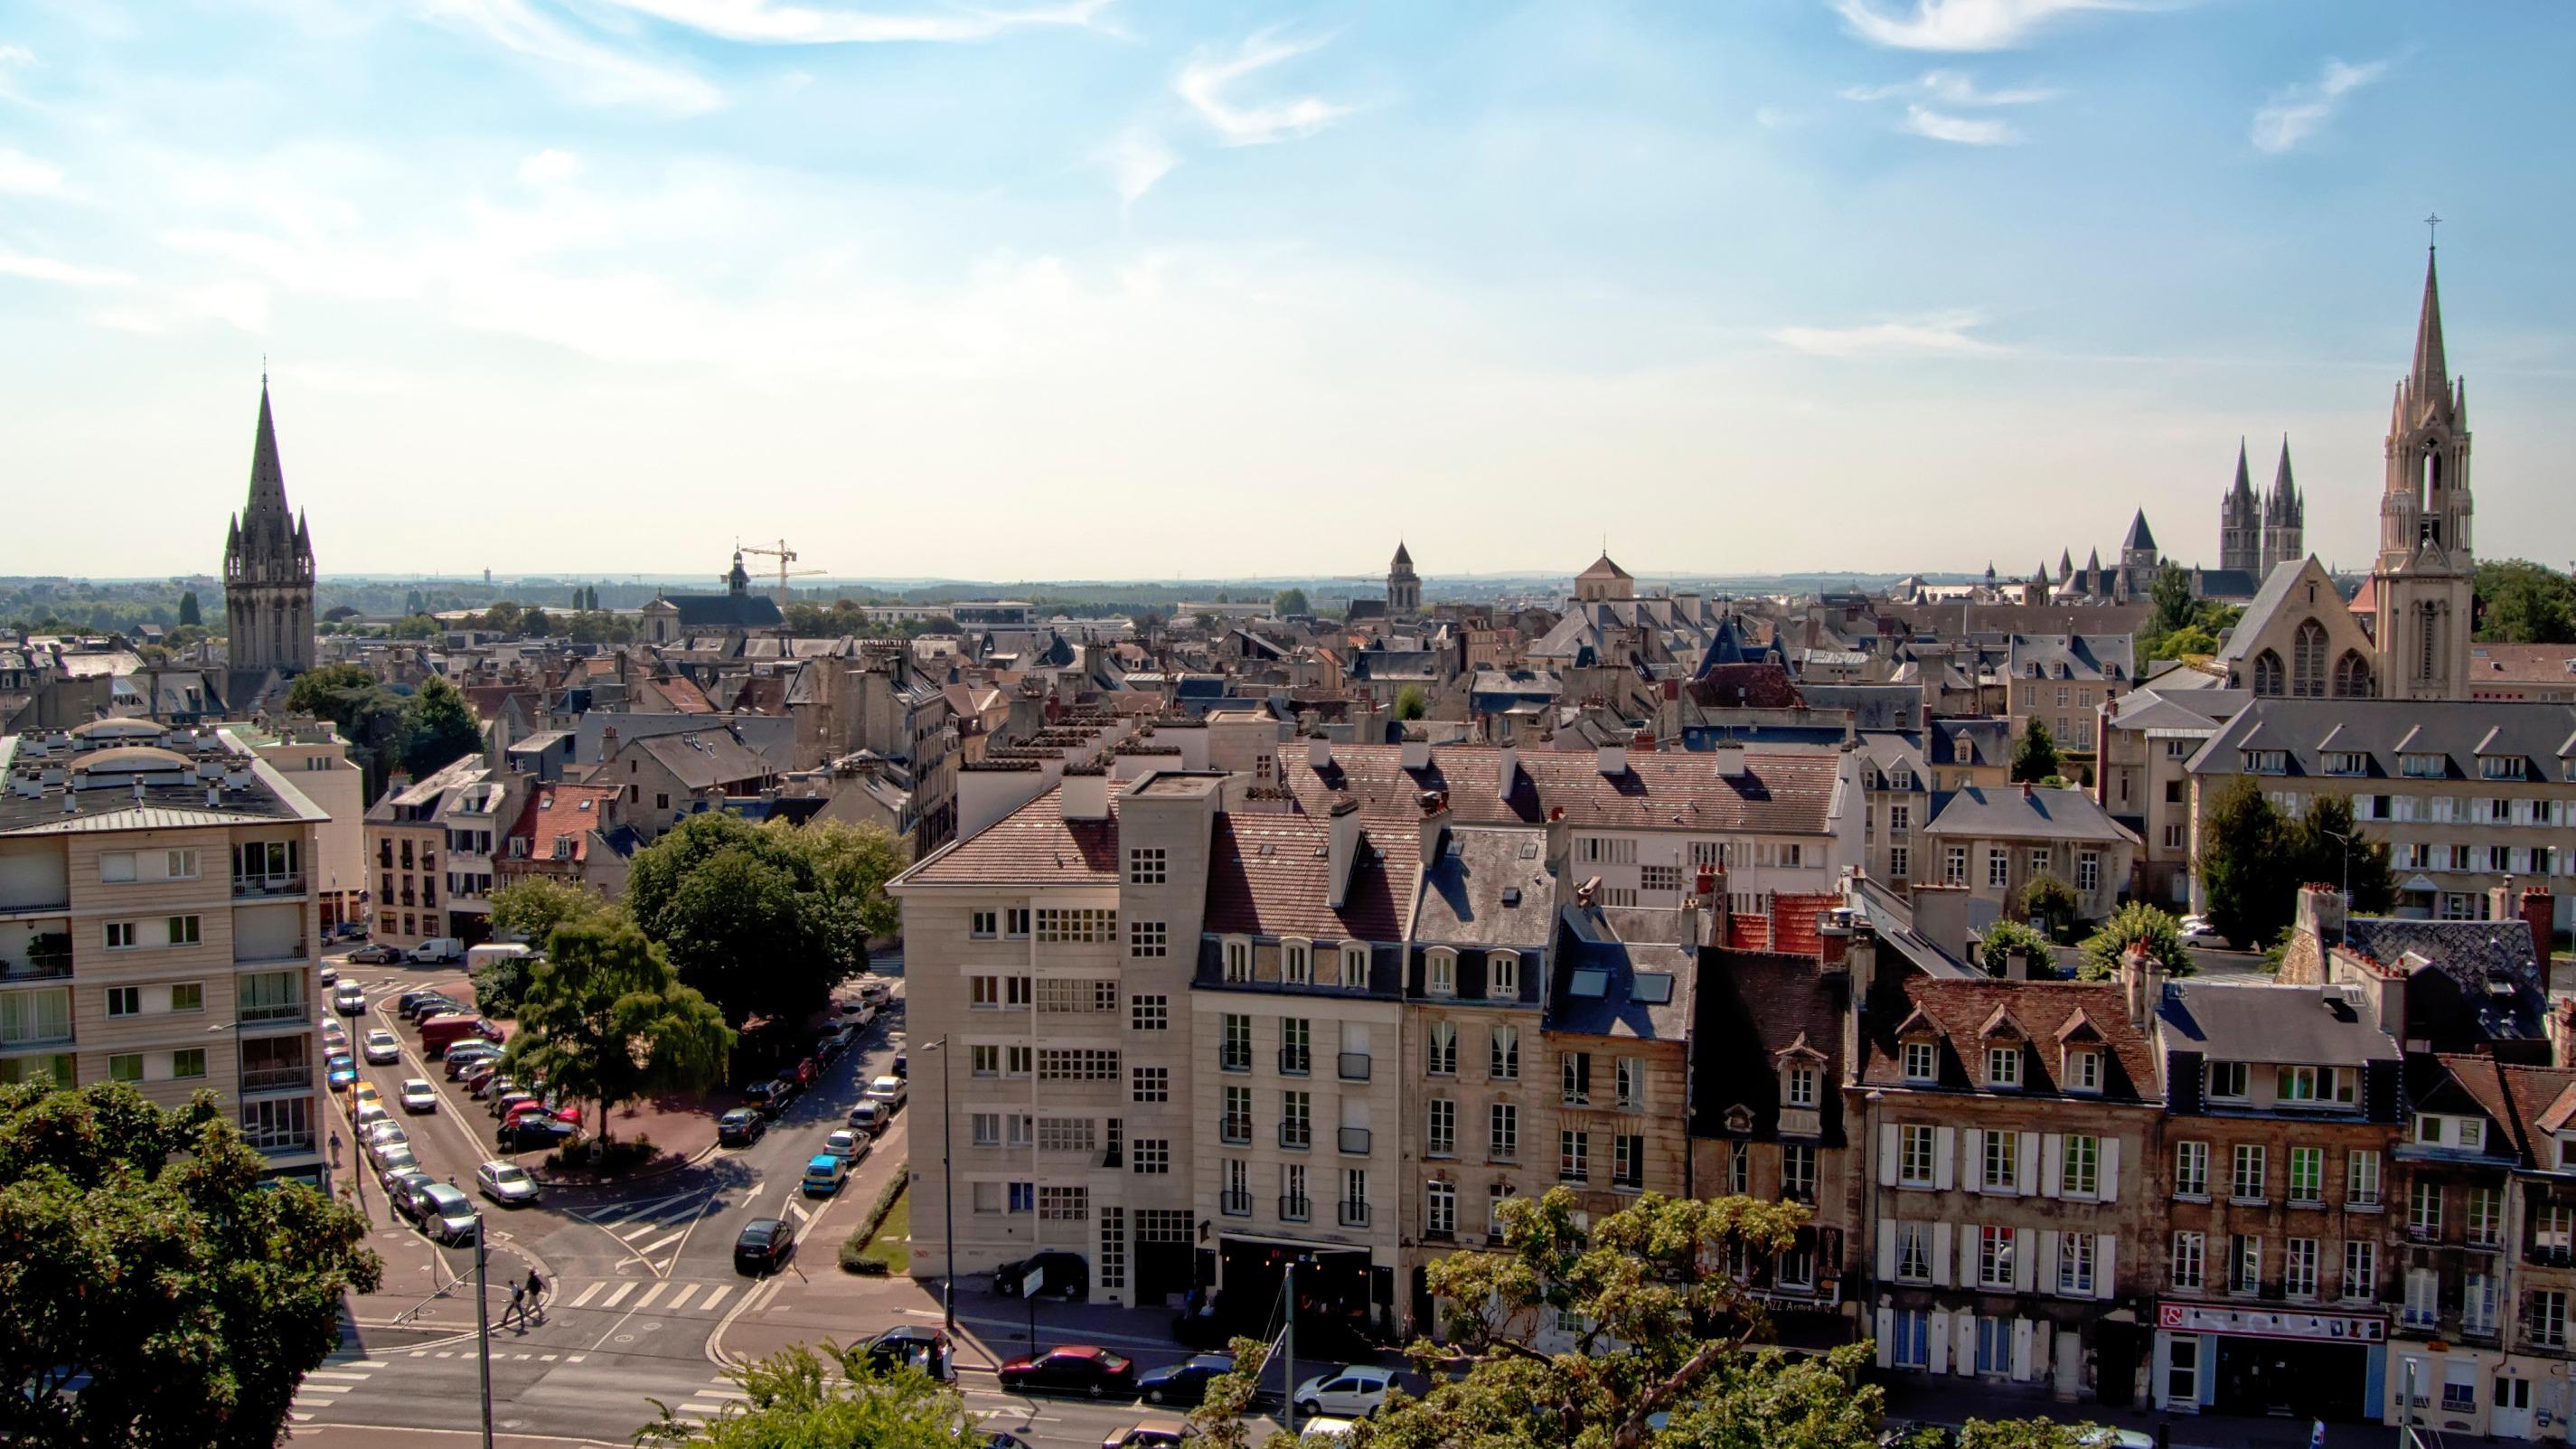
[1922,785,2139,845]
[1277,741,1841,837]
[1204,812,1421,943]
[898,786,1120,886]
[1858,977,2158,1101]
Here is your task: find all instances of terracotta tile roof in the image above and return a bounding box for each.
[1859,977,2158,1102]
[1280,743,1838,836]
[2449,1054,2576,1167]
[509,783,620,864]
[1204,813,1420,943]
[902,786,1121,886]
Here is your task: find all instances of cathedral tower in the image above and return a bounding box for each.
[1387,541,1421,617]
[222,378,317,685]
[2371,244,2475,700]
[2261,437,2304,572]
[2219,440,2261,575]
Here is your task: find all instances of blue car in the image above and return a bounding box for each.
[324,1054,358,1089]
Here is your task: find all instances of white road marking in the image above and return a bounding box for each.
[697,1284,733,1312]
[642,1230,687,1256]
[294,1384,356,1396]
[570,1281,606,1308]
[339,1360,390,1369]
[668,1284,701,1311]
[602,1280,638,1308]
[619,1222,662,1242]
[635,1281,670,1311]
[306,1370,372,1381]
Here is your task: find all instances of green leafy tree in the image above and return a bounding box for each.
[2148,560,2195,638]
[469,951,535,1018]
[2009,719,2059,783]
[625,815,893,1026]
[2078,901,2195,980]
[2291,794,2398,915]
[176,590,201,626]
[480,599,522,633]
[388,613,440,640]
[400,674,483,779]
[520,607,553,637]
[0,1083,383,1448]
[1185,1336,1273,1449]
[2476,560,2576,644]
[2198,776,2291,948]
[1958,1421,2100,1449]
[1979,919,2055,976]
[635,1341,972,1447]
[489,876,618,950]
[1274,588,1311,617]
[1396,684,1430,721]
[797,820,910,974]
[2157,622,2222,660]
[501,918,733,1143]
[2015,872,2081,936]
[285,663,409,798]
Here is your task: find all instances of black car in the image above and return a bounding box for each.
[735,1218,794,1275]
[892,1049,907,1078]
[494,1116,578,1153]
[993,1249,1088,1300]
[862,1325,955,1383]
[743,1077,799,1118]
[406,997,467,1025]
[1137,1354,1236,1407]
[384,1168,437,1223]
[717,1108,766,1147]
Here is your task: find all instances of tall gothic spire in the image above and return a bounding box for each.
[2410,245,2449,409]
[247,375,290,521]
[2229,438,2254,504]
[2270,436,2298,509]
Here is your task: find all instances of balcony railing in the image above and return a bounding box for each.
[1278,1047,1312,1076]
[240,1000,310,1024]
[1220,1116,1252,1145]
[241,1066,313,1092]
[0,898,71,918]
[0,955,73,983]
[1338,1126,1372,1155]
[1424,1224,1454,1242]
[1338,1200,1371,1228]
[232,874,307,900]
[233,941,310,966]
[1219,1047,1251,1073]
[248,1132,316,1156]
[1219,1190,1253,1217]
[1338,1052,1371,1082]
[2400,1307,2440,1331]
[1279,1195,1312,1222]
[1279,1122,1312,1151]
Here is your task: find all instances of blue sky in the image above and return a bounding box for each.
[3,0,2570,581]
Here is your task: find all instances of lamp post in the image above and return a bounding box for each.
[921,1037,957,1333]
[469,1210,494,1449]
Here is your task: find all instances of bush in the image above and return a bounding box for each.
[543,1134,659,1178]
[2077,902,2195,981]
[470,953,533,1019]
[1978,920,2055,976]
[840,1177,909,1275]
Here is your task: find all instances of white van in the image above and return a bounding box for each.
[465,942,531,972]
[409,938,464,964]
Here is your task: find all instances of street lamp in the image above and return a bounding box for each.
[920,1037,957,1332]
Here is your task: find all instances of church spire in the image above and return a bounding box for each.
[2229,438,2253,503]
[247,376,290,522]
[2410,243,2449,412]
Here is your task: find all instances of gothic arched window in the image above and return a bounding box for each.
[2252,649,2284,697]
[2292,620,2327,698]
[2334,650,2374,699]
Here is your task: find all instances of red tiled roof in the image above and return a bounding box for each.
[1280,742,1838,836]
[903,787,1121,886]
[508,783,621,865]
[1203,812,1420,942]
[2452,1054,2576,1165]
[2468,644,2576,683]
[1685,664,1801,709]
[1862,977,2158,1100]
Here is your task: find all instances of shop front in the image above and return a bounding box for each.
[2152,1300,2388,1421]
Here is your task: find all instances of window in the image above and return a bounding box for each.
[1036,1117,1092,1153]
[2277,1065,2356,1106]
[1037,1049,1117,1081]
[2409,1180,2442,1236]
[1427,1099,1456,1157]
[2078,852,2101,893]
[970,974,1003,1009]
[1340,944,1369,988]
[2171,1232,2205,1291]
[1283,939,1311,984]
[1785,1062,1818,1108]
[170,983,202,1013]
[2289,1146,2324,1205]
[2175,1141,2209,1198]
[1977,1316,2011,1375]
[1983,1131,2018,1191]
[1223,937,1251,983]
[1987,1047,2020,1087]
[2285,1237,2319,1299]
[972,1113,1001,1146]
[1221,1014,1251,1072]
[1781,1142,1816,1202]
[2232,1143,2267,1202]
[1128,920,1167,957]
[1426,1181,1456,1237]
[1561,1051,1592,1106]
[172,1048,205,1080]
[1900,1124,1937,1186]
[1127,847,1166,885]
[1427,1021,1457,1077]
[2063,1134,2100,1197]
[2469,1187,2504,1247]
[2348,1149,2382,1207]
[1489,1103,1518,1162]
[99,851,137,883]
[1943,847,1967,884]
[1280,1017,1312,1074]
[108,1053,145,1082]
[1131,1067,1170,1103]
[1427,949,1455,996]
[2066,1049,2102,1092]
[970,1044,1001,1077]
[1728,1142,1749,1196]
[1006,908,1030,937]
[1978,1226,2016,1288]
[1488,951,1519,1000]
[1131,1139,1170,1174]
[1614,1134,1643,1189]
[105,921,136,949]
[1560,1130,1590,1184]
[2059,1231,2095,1295]
[1490,1024,1520,1080]
[970,909,998,938]
[2208,1061,2250,1099]
[2232,1235,2261,1295]
[1614,1057,1641,1109]
[2346,1239,2377,1299]
[1896,1223,1932,1284]
[1130,993,1168,1031]
[1036,908,1116,943]
[1282,1091,1312,1149]
[1988,850,2010,889]
[2534,1292,2571,1350]
[1487,1182,1518,1237]
[1889,846,1910,879]
[1902,1041,1936,1083]
[1039,1186,1089,1221]
[2028,847,2051,879]
[107,986,142,1018]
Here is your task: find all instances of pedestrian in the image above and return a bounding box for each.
[525,1269,548,1324]
[503,1279,528,1332]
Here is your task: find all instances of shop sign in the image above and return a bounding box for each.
[2156,1300,2386,1342]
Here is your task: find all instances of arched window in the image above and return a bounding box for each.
[2292,620,2327,698]
[2334,651,2374,699]
[2252,649,2284,697]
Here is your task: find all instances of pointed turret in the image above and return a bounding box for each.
[1391,540,1412,570]
[2057,549,2073,582]
[2268,438,2298,515]
[2122,510,2157,554]
[2410,245,2449,410]
[221,373,317,683]
[2229,438,2253,504]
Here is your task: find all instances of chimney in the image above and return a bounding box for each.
[2002,946,2033,982]
[1495,745,1518,800]
[1325,794,1363,908]
[2294,882,2346,949]
[1059,765,1110,821]
[1595,744,1627,776]
[1910,883,1970,961]
[2523,888,2556,969]
[2121,939,2165,1023]
[1307,737,1332,770]
[1417,789,1450,870]
[1575,875,1600,909]
[2020,781,2034,799]
[1400,736,1431,771]
[1711,741,1746,779]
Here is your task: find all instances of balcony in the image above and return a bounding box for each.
[1777,1106,1823,1139]
[1219,1047,1251,1074]
[1279,1123,1312,1151]
[231,874,307,901]
[1219,1190,1253,1218]
[0,897,71,920]
[2529,1245,2575,1268]
[1338,1125,1372,1155]
[249,1134,316,1157]
[1338,1200,1371,1229]
[232,940,310,967]
[0,954,73,983]
[1278,1047,1312,1077]
[1220,1116,1252,1146]
[1338,1052,1372,1082]
[241,1066,313,1093]
[1279,1195,1312,1222]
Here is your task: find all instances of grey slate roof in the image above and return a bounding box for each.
[1923,785,2139,844]
[1413,825,1556,948]
[1548,904,1695,1042]
[2004,632,2133,683]
[2156,980,2400,1068]
[2188,698,2576,780]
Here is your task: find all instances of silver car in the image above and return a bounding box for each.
[475,1159,541,1206]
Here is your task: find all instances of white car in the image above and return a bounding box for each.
[1292,1367,1393,1419]
[1299,1419,1362,1444]
[2176,916,2225,946]
[476,1160,541,1206]
[863,1075,907,1109]
[364,1124,410,1163]
[400,1078,439,1114]
[318,965,339,987]
[823,1128,870,1162]
[362,1029,402,1064]
[353,1100,390,1129]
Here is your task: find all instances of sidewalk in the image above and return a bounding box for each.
[1878,1377,2391,1449]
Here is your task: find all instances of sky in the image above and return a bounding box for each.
[2,0,2571,583]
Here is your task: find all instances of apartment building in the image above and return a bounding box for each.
[1918,784,2140,924]
[364,753,501,948]
[230,715,367,932]
[2189,701,2576,930]
[2003,634,2135,764]
[2455,1058,2576,1440]
[1549,901,1695,1222]
[2096,684,2246,908]
[2389,1053,2522,1425]
[1,719,326,1185]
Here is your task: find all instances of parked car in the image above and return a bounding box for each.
[2073,1432,2153,1449]
[861,1326,955,1383]
[1138,1355,1237,1408]
[503,1100,578,1128]
[982,1434,1035,1449]
[444,1042,503,1076]
[996,1345,1135,1399]
[1291,1367,1393,1420]
[364,1124,410,1164]
[476,1160,541,1206]
[317,965,339,987]
[744,1077,799,1118]
[415,1182,479,1244]
[324,1053,358,1089]
[495,1116,579,1153]
[373,1143,418,1182]
[846,1101,888,1137]
[362,1029,402,1064]
[409,937,465,964]
[322,1019,347,1048]
[490,1090,538,1120]
[1298,1418,1362,1444]
[474,1074,518,1102]
[348,943,402,964]
[891,1049,907,1078]
[333,920,370,942]
[734,1218,794,1275]
[400,1079,440,1114]
[814,1030,846,1065]
[717,1108,766,1147]
[800,1153,849,1197]
[353,1100,390,1130]
[993,1249,1088,1300]
[863,1075,907,1110]
[2176,916,2225,946]
[1101,1421,1192,1449]
[823,1128,870,1162]
[420,1015,503,1056]
[384,1168,437,1223]
[857,979,891,1007]
[333,984,367,1015]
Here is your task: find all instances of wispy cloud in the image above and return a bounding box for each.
[1176,27,1353,146]
[2250,56,2387,155]
[1831,0,2151,52]
[0,248,134,288]
[414,0,723,114]
[1841,68,2054,106]
[0,146,62,193]
[1901,105,2022,145]
[1772,309,2005,357]
[518,148,580,184]
[0,43,33,66]
[1095,128,1174,207]
[589,0,1116,45]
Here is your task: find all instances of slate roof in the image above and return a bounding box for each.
[2189,698,2576,780]
[1693,948,1852,1138]
[2003,633,2134,684]
[2155,980,2400,1069]
[660,591,785,631]
[629,729,774,791]
[899,786,1121,886]
[1203,812,1421,943]
[1412,825,1555,948]
[2344,915,2547,1048]
[1928,719,2010,770]
[1858,976,2159,1101]
[1278,742,1841,837]
[1922,785,2139,844]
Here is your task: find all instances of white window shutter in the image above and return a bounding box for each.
[1954,1313,1977,1377]
[1876,1307,1894,1369]
[2017,1132,2040,1196]
[1879,1124,1899,1187]
[1932,1223,1953,1286]
[1935,1127,1956,1190]
[2096,1235,2117,1300]
[1963,1129,1985,1193]
[2041,1134,2064,1199]
[1928,1309,1951,1375]
[2039,1230,2061,1295]
[2010,1317,2034,1380]
[1960,1223,1979,1284]
[2100,1137,2121,1203]
[1877,1218,1898,1280]
[2013,1227,2036,1293]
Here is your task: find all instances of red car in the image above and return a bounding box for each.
[503,1099,580,1126]
[997,1345,1136,1399]
[794,1058,818,1087]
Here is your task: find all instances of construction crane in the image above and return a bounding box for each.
[737,538,828,610]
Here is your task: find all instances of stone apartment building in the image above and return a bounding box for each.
[497,780,634,902]
[363,753,520,949]
[1918,784,2140,925]
[2096,683,2246,908]
[2002,634,2135,767]
[1,719,327,1186]
[230,714,367,933]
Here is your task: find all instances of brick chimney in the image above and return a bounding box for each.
[2120,938,2165,1024]
[2523,888,2556,968]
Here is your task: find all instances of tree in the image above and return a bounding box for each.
[488,876,617,950]
[285,663,409,798]
[797,820,910,975]
[480,599,522,634]
[2078,901,2195,981]
[0,1083,382,1448]
[623,815,895,1027]
[2291,794,2398,916]
[2014,872,2081,936]
[1185,1337,1273,1449]
[1979,919,2054,976]
[2148,560,2195,638]
[636,1341,971,1448]
[1396,684,1430,721]
[501,918,733,1144]
[519,607,553,637]
[2198,776,2292,948]
[1274,588,1311,617]
[176,590,201,626]
[2009,719,2059,783]
[2157,622,2221,659]
[400,675,483,779]
[387,613,440,640]
[2476,560,2576,644]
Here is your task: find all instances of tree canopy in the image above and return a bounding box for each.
[2197,781,2397,949]
[2077,901,2196,980]
[0,1083,383,1449]
[489,876,620,950]
[283,663,409,798]
[1274,588,1311,617]
[2476,560,2576,644]
[624,815,907,1026]
[2009,719,2059,783]
[175,590,201,626]
[1979,918,2055,975]
[635,1341,971,1448]
[1396,685,1430,721]
[501,917,734,1143]
[400,674,484,780]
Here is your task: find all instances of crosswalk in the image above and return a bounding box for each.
[571,1189,716,1273]
[287,1352,392,1424]
[667,1372,754,1430]
[559,1276,741,1316]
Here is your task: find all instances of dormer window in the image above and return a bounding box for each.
[2065,1049,2102,1094]
[2322,752,2369,776]
[1987,1047,2021,1088]
[2557,1135,2576,1172]
[1223,936,1252,983]
[1488,951,1520,1001]
[2208,1061,2251,1100]
[1283,938,1312,985]
[1426,947,1455,997]
[1902,1041,1936,1083]
[2415,1114,2487,1153]
[2401,752,2445,779]
[1784,1063,1818,1108]
[2277,1065,2357,1106]
[1340,944,1370,989]
[2243,749,2289,776]
[2481,756,2527,781]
